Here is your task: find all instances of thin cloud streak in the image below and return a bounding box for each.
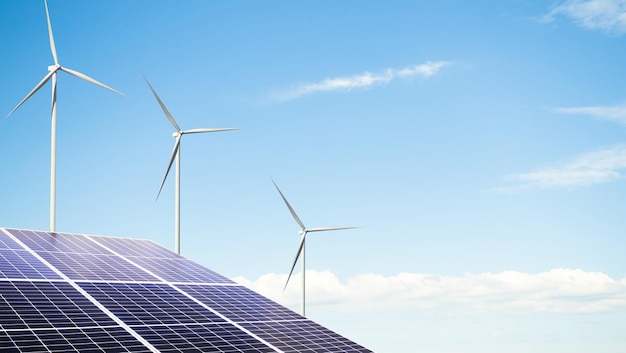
[544,0,626,34]
[495,144,626,191]
[234,269,626,314]
[556,103,626,124]
[272,61,449,101]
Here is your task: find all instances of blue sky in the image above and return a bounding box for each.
[1,1,626,352]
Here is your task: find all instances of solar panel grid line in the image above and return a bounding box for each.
[0,326,155,352]
[123,255,235,284]
[0,229,160,352]
[9,229,111,255]
[70,229,232,284]
[176,284,305,324]
[78,281,285,352]
[90,235,183,259]
[241,321,374,353]
[166,285,285,352]
[80,233,286,353]
[0,281,119,332]
[0,247,63,281]
[131,324,278,353]
[35,251,161,282]
[77,282,227,327]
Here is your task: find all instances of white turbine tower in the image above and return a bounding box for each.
[146,78,237,255]
[4,0,125,232]
[272,179,357,316]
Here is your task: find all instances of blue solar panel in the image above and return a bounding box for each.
[0,231,22,250]
[79,282,226,326]
[125,256,234,284]
[242,321,373,353]
[133,324,276,353]
[0,326,153,352]
[91,235,181,259]
[0,281,117,330]
[177,284,303,322]
[10,229,111,255]
[0,228,373,352]
[36,251,160,282]
[0,249,61,279]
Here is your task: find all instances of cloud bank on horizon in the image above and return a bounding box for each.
[235,268,626,315]
[272,61,449,101]
[544,0,626,34]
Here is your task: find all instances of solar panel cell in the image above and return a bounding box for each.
[177,284,303,322]
[126,256,234,284]
[0,249,62,279]
[242,321,374,353]
[91,236,181,259]
[79,282,226,326]
[0,231,21,250]
[0,327,154,352]
[132,324,276,353]
[10,230,111,255]
[0,281,117,330]
[36,251,159,282]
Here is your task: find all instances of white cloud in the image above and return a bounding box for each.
[233,268,626,315]
[556,104,626,125]
[495,145,626,191]
[272,61,449,101]
[544,0,626,34]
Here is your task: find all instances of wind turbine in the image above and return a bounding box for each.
[146,78,237,255]
[272,178,357,316]
[4,0,125,232]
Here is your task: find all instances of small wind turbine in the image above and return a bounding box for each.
[146,77,237,255]
[272,178,357,316]
[4,0,125,232]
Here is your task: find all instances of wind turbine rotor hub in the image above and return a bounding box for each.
[47,64,60,72]
[172,131,181,137]
[298,230,306,236]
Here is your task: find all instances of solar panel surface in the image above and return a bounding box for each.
[0,228,373,352]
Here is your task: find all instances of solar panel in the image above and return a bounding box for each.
[0,228,372,352]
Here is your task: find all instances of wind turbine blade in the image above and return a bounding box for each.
[283,234,306,292]
[44,0,58,65]
[4,71,55,120]
[182,128,239,134]
[156,134,181,201]
[60,67,126,96]
[144,77,181,131]
[307,226,359,232]
[271,178,306,231]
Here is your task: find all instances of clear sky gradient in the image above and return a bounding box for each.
[1,1,626,352]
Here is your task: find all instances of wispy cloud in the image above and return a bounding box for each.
[272,61,449,101]
[556,103,626,125]
[234,269,626,314]
[495,144,626,191]
[544,0,626,34]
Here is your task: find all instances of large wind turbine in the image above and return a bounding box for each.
[146,78,237,255]
[272,179,357,316]
[4,0,125,232]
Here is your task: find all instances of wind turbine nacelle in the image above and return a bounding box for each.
[172,132,180,137]
[298,230,306,236]
[48,64,60,72]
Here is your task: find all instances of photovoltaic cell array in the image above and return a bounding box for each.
[0,228,372,352]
